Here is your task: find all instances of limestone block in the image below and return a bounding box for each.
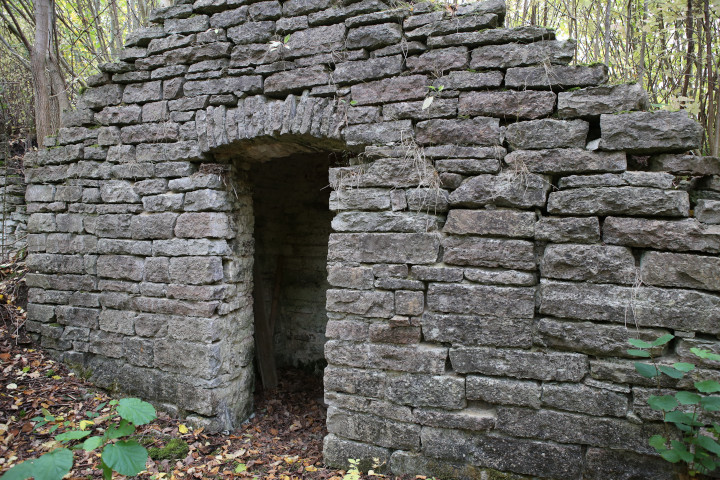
[535,216,600,243]
[183,189,230,211]
[406,13,498,39]
[326,289,394,318]
[81,84,124,109]
[153,238,231,256]
[603,217,720,253]
[331,211,440,233]
[427,283,535,318]
[347,23,402,50]
[410,266,463,283]
[583,448,674,480]
[327,264,374,290]
[97,255,144,281]
[406,46,469,73]
[168,173,222,191]
[327,233,440,264]
[558,171,674,189]
[386,373,465,409]
[99,309,135,335]
[333,55,403,84]
[144,257,170,283]
[534,317,669,358]
[28,213,57,233]
[506,119,589,150]
[448,172,551,209]
[264,65,329,95]
[405,188,450,213]
[548,187,689,217]
[541,383,628,417]
[470,40,575,69]
[466,375,541,408]
[142,193,184,212]
[130,213,177,239]
[395,290,423,316]
[541,244,636,284]
[458,90,556,119]
[539,280,720,334]
[696,199,720,224]
[323,434,391,471]
[350,75,427,106]
[430,70,503,90]
[169,256,223,285]
[463,268,536,286]
[505,65,608,89]
[175,212,233,238]
[324,365,387,398]
[165,15,209,34]
[421,313,533,347]
[443,209,535,237]
[95,105,142,125]
[649,153,720,175]
[496,407,658,453]
[415,117,503,146]
[100,180,141,203]
[344,120,413,145]
[449,347,587,381]
[368,323,420,344]
[419,427,583,480]
[641,251,720,291]
[558,83,648,118]
[382,98,457,121]
[442,236,536,270]
[329,188,391,211]
[504,148,626,174]
[227,20,275,44]
[600,111,703,154]
[285,23,346,58]
[184,76,262,97]
[426,26,554,48]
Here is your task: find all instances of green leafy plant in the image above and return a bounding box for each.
[629,334,720,476]
[1,398,157,480]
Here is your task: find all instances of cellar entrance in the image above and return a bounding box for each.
[249,152,335,388]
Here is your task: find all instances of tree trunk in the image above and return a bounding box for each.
[31,0,52,146]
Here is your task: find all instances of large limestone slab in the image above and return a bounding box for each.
[505,65,608,89]
[386,373,466,409]
[558,83,649,118]
[330,158,435,188]
[641,251,720,291]
[443,209,535,237]
[449,347,587,381]
[325,340,448,374]
[327,408,420,450]
[466,375,541,408]
[557,171,674,190]
[331,211,441,233]
[599,111,703,154]
[449,171,551,208]
[603,217,720,253]
[539,280,720,334]
[470,40,575,69]
[415,118,503,146]
[504,148,626,174]
[541,244,636,284]
[327,233,440,264]
[427,283,535,318]
[547,187,689,217]
[649,153,720,175]
[458,90,556,120]
[418,428,583,480]
[534,317,670,358]
[496,407,658,453]
[442,236,536,270]
[506,119,589,150]
[350,75,427,105]
[421,313,533,347]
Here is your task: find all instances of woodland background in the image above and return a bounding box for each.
[0,0,719,157]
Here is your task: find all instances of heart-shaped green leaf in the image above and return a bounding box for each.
[116,398,156,426]
[102,440,148,476]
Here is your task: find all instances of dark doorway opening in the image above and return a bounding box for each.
[249,153,334,389]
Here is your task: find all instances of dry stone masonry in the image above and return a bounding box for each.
[19,0,720,477]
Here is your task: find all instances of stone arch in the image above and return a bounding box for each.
[21,0,720,476]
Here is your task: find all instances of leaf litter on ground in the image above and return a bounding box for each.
[0,319,420,479]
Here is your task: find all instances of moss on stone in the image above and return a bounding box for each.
[148,438,189,461]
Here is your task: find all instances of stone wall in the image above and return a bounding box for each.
[0,154,27,259]
[22,0,720,477]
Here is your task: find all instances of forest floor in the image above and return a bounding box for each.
[0,318,412,480]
